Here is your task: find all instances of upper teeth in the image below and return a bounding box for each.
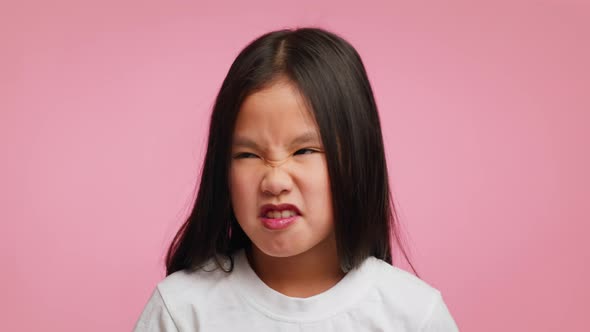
[265,210,297,219]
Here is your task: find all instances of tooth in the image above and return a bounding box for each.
[281,210,291,218]
[272,211,281,219]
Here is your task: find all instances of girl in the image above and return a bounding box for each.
[134,27,459,331]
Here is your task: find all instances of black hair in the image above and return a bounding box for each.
[166,27,417,277]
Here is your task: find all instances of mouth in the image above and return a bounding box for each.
[259,203,302,218]
[260,215,299,230]
[259,203,301,230]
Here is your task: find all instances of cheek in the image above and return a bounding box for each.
[300,163,333,216]
[229,167,257,215]
[229,167,259,224]
[229,166,246,193]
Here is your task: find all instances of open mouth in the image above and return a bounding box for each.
[259,203,302,217]
[262,209,298,219]
[259,203,301,230]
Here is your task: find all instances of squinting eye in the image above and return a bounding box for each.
[234,152,259,159]
[294,148,317,155]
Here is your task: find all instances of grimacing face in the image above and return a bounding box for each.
[229,80,335,258]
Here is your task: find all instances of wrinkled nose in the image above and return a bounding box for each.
[263,157,289,168]
[260,164,293,196]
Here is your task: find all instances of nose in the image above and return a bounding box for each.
[260,164,293,197]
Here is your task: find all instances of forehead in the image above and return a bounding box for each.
[233,81,320,144]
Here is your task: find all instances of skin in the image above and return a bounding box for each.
[229,79,344,297]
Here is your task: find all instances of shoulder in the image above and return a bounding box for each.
[134,258,236,331]
[156,257,234,308]
[363,258,451,329]
[369,258,440,301]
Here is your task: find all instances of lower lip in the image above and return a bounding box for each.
[260,215,299,230]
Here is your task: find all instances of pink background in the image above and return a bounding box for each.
[2,0,589,331]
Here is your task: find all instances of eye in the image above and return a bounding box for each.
[233,152,259,159]
[294,148,318,156]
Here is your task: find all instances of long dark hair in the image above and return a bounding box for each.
[166,27,417,277]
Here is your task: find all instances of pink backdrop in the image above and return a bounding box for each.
[2,0,588,331]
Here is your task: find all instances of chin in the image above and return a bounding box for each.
[254,241,307,259]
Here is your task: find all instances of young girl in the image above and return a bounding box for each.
[134,27,459,331]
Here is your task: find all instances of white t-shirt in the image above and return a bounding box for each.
[134,249,459,331]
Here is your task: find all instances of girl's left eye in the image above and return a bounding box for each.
[294,148,317,155]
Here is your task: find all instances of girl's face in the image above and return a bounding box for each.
[229,80,335,259]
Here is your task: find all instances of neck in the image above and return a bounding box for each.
[246,235,345,298]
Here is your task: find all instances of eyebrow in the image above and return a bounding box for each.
[232,131,321,150]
